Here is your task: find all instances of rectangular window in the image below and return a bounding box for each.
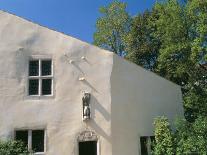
[15,129,45,154]
[140,136,155,155]
[32,130,45,152]
[28,59,53,96]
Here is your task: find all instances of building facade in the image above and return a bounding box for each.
[0,11,183,155]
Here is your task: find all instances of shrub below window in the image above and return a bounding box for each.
[0,140,29,155]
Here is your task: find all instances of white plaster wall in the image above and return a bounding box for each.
[0,11,112,155]
[111,55,184,155]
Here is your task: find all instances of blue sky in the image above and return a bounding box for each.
[0,0,155,43]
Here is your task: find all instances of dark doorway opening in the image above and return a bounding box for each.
[79,141,97,155]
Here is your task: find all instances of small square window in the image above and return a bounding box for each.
[29,60,39,76]
[29,79,39,95]
[42,79,52,95]
[41,60,52,76]
[15,129,45,153]
[28,58,53,96]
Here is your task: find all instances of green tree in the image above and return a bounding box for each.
[183,0,207,120]
[93,1,131,56]
[175,116,207,154]
[152,0,192,86]
[147,0,207,121]
[123,0,206,120]
[0,140,29,155]
[151,1,207,153]
[153,116,174,155]
[125,10,160,71]
[153,116,207,155]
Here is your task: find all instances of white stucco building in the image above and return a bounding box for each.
[0,11,183,155]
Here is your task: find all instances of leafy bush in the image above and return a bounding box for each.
[153,116,174,155]
[0,140,29,155]
[153,116,207,155]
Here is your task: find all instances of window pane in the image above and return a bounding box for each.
[150,136,155,151]
[29,79,39,95]
[140,136,148,155]
[42,79,52,95]
[41,60,51,76]
[32,130,44,152]
[15,130,28,148]
[29,60,39,76]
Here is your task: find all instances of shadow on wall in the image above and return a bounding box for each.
[89,94,111,142]
[15,47,30,83]
[82,80,99,93]
[90,94,110,122]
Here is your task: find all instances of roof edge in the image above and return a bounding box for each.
[0,9,113,55]
[112,54,181,88]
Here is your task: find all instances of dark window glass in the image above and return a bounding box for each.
[29,60,39,76]
[15,130,28,148]
[150,136,155,151]
[42,79,52,95]
[41,60,51,76]
[79,141,97,155]
[140,136,148,155]
[29,79,39,95]
[32,130,44,152]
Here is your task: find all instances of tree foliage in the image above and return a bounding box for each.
[152,0,207,121]
[151,0,207,153]
[125,10,160,71]
[153,116,207,155]
[124,0,207,121]
[153,117,174,155]
[93,1,131,56]
[0,140,29,155]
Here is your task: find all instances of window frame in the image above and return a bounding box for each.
[14,129,46,155]
[28,57,53,97]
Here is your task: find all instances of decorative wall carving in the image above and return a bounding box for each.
[78,130,98,142]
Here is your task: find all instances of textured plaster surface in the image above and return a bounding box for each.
[0,11,183,155]
[0,11,112,155]
[111,54,183,155]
